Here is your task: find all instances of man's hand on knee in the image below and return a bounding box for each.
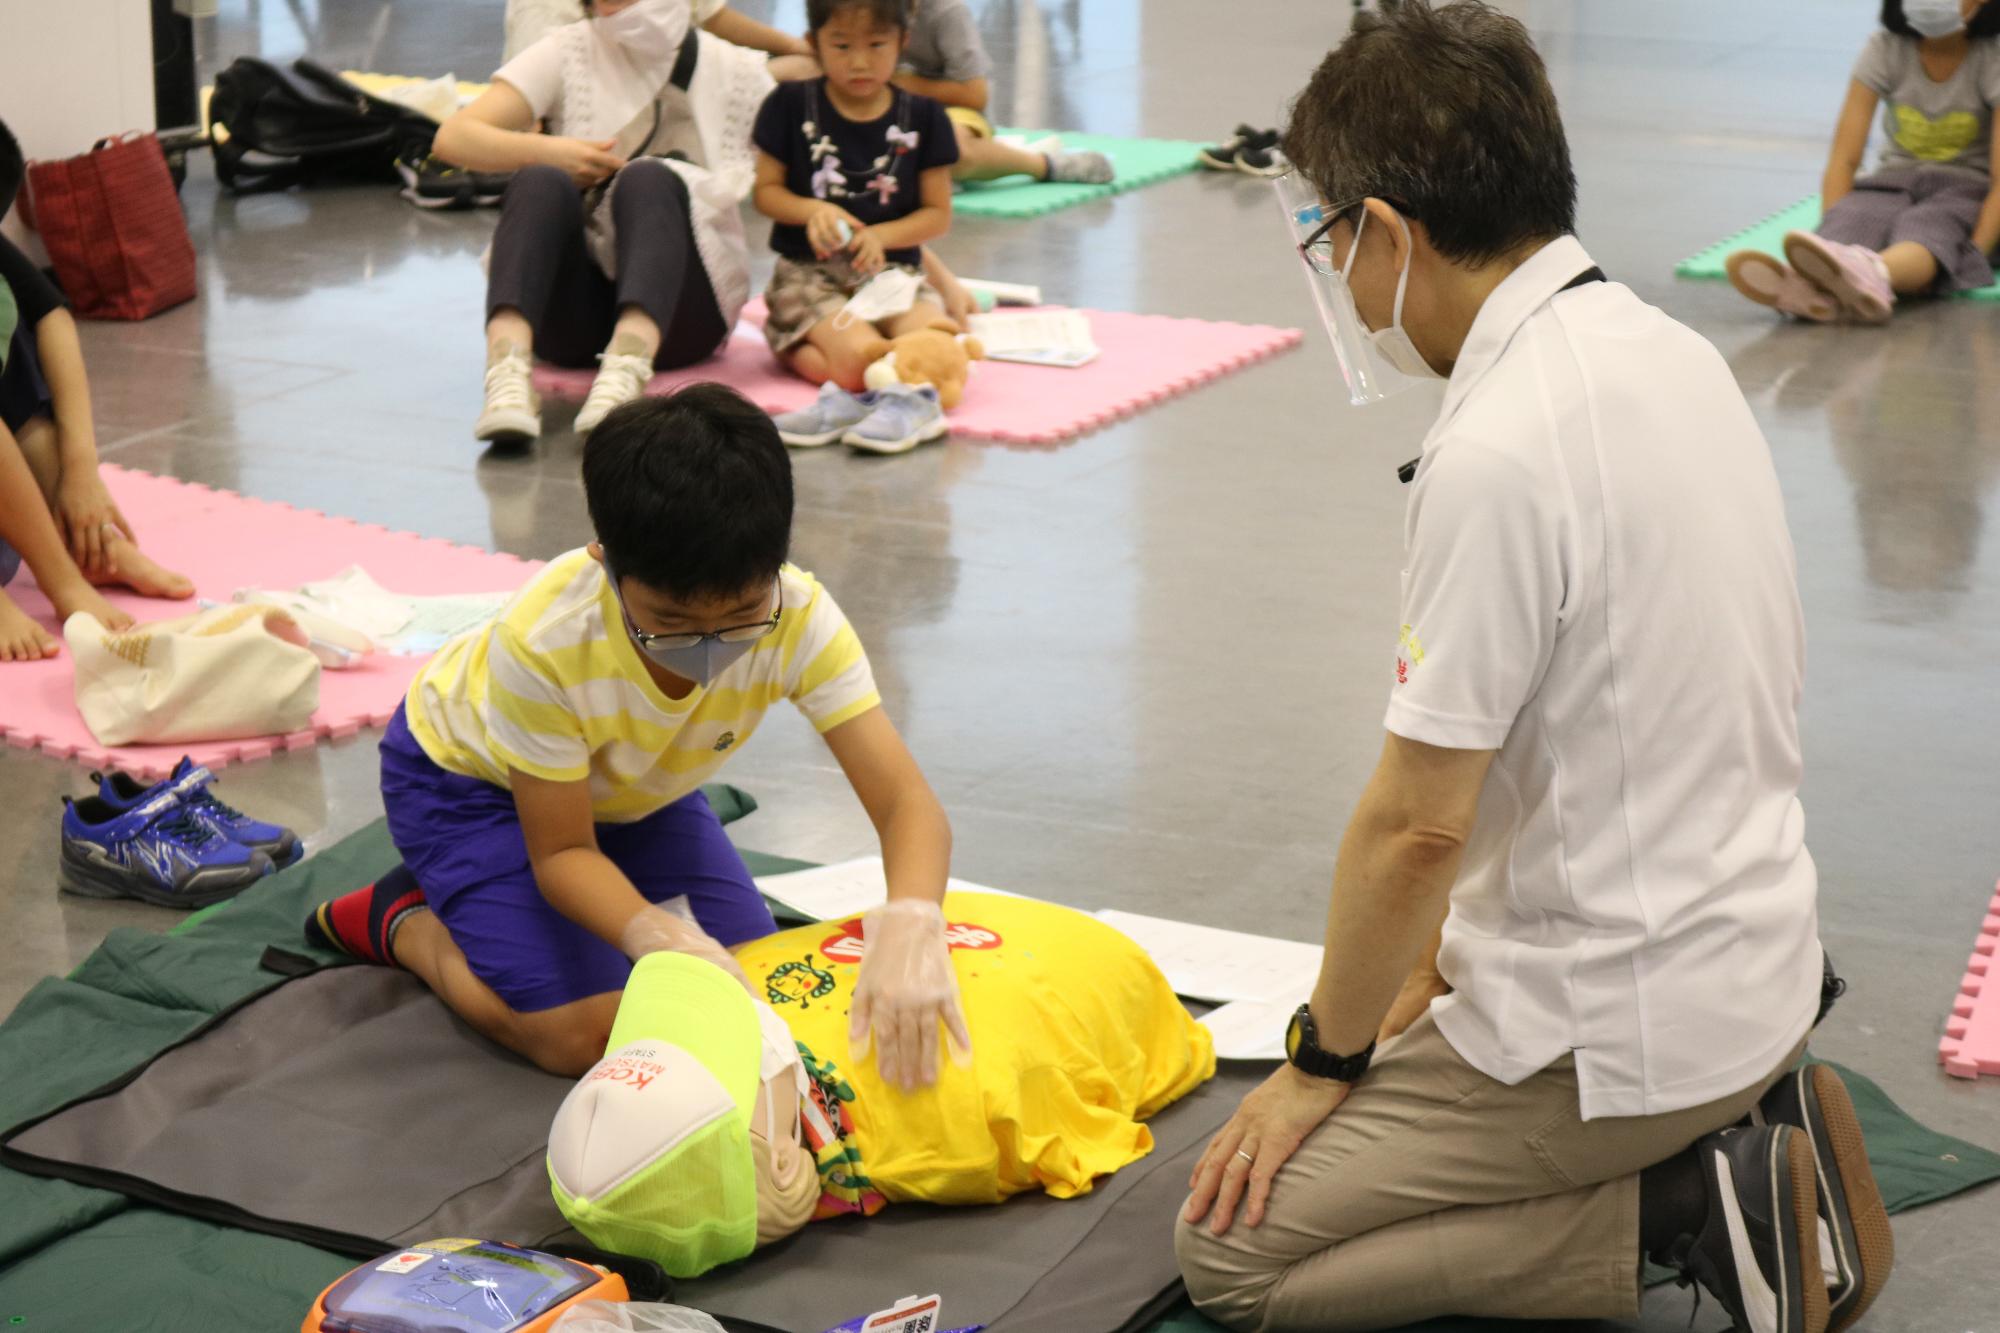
[1184,1064,1352,1236]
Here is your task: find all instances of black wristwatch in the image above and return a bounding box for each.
[1284,1005,1375,1083]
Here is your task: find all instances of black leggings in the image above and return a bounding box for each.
[486,159,728,371]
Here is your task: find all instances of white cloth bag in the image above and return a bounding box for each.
[64,604,321,747]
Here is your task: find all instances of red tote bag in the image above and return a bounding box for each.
[25,132,197,321]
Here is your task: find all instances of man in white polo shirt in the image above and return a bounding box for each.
[1173,6,1892,1333]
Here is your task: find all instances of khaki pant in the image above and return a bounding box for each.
[1174,1014,1809,1332]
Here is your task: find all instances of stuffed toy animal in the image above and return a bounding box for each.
[863,328,986,410]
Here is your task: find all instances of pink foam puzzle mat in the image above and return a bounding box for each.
[533,303,1302,447]
[1,465,539,780]
[1939,879,2000,1079]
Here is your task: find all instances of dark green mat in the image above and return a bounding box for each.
[2,803,1996,1332]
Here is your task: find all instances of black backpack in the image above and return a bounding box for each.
[208,57,437,194]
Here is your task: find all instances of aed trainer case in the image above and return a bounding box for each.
[302,1238,629,1333]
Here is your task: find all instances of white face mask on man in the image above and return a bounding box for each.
[1349,207,1441,383]
[1273,170,1439,406]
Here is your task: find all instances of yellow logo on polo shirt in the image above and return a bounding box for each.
[1893,105,1980,162]
[1396,624,1426,686]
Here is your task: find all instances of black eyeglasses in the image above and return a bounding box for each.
[606,567,784,651]
[1295,195,1419,276]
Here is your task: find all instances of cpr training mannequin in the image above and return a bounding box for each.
[547,891,1215,1277]
[862,328,985,410]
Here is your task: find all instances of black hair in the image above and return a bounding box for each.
[0,118,22,217]
[1880,1,2000,38]
[1282,0,1578,267]
[806,0,909,35]
[581,384,794,602]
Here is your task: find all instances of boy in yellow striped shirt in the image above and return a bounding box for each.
[309,385,968,1089]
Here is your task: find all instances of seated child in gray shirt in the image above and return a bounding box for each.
[1725,0,2000,322]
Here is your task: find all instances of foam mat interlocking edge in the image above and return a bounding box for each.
[0,466,539,781]
[1939,880,2000,1079]
[533,309,1303,446]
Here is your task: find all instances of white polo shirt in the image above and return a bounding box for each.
[1391,235,1822,1120]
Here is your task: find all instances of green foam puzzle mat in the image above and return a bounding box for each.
[1675,194,2000,300]
[951,128,1205,218]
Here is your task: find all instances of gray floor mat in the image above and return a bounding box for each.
[4,962,1260,1333]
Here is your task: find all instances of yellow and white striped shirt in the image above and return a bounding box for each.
[404,550,880,822]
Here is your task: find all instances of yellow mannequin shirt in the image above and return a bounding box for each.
[734,891,1215,1206]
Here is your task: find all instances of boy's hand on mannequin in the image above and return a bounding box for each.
[1183,1064,1351,1236]
[56,469,132,575]
[806,203,862,259]
[849,898,971,1090]
[618,904,756,994]
[847,227,887,277]
[545,137,626,189]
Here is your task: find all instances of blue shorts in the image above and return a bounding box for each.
[379,704,778,1012]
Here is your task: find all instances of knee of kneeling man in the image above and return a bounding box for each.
[1174,1214,1280,1328]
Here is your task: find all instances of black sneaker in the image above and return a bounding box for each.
[1753,1065,1892,1331]
[1659,1124,1829,1333]
[1198,123,1264,171]
[396,149,476,210]
[470,169,513,207]
[1233,129,1289,179]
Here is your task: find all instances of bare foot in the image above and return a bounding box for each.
[0,589,60,661]
[96,537,194,600]
[44,575,135,632]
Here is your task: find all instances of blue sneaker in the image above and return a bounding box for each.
[843,384,948,455]
[773,383,877,447]
[60,790,275,908]
[94,758,303,868]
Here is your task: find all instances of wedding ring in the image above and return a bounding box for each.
[1234,1149,1255,1165]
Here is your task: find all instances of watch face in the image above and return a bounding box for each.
[1284,1007,1303,1062]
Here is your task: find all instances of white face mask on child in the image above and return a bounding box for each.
[1904,0,1968,38]
[832,267,925,331]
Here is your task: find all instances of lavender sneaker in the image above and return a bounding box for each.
[1783,231,1894,324]
[843,384,948,455]
[774,383,877,447]
[1727,250,1837,323]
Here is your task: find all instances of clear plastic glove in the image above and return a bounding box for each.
[848,899,973,1090]
[616,904,754,994]
[554,1301,725,1333]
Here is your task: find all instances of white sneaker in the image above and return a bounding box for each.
[574,351,657,436]
[474,350,541,446]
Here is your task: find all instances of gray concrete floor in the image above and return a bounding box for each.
[2,1,1996,1328]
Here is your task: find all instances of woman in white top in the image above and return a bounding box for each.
[435,0,773,447]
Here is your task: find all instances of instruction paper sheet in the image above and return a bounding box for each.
[754,856,1025,921]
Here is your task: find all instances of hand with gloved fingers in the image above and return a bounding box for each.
[848,897,973,1091]
[617,903,755,994]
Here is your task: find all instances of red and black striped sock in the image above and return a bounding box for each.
[305,865,425,966]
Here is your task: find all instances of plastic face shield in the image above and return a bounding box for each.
[1272,170,1418,407]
